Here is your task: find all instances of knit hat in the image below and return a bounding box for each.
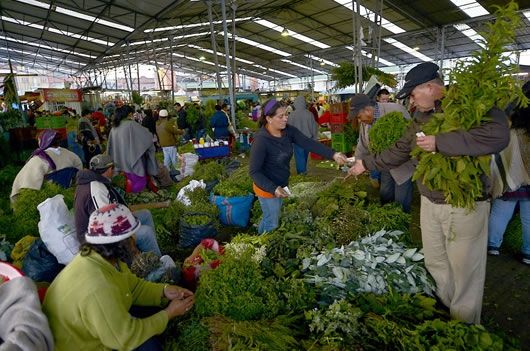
[89,154,114,172]
[86,203,140,244]
[159,109,169,117]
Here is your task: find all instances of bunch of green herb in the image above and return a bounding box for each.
[213,166,253,197]
[11,182,75,241]
[303,230,435,303]
[305,299,364,349]
[250,200,262,225]
[181,213,213,226]
[194,247,281,321]
[276,277,317,314]
[402,319,508,351]
[192,160,225,182]
[163,318,210,351]
[178,142,195,154]
[0,110,25,131]
[369,111,410,153]
[125,189,175,205]
[311,179,367,218]
[366,203,411,236]
[331,204,371,245]
[204,315,302,351]
[412,2,528,209]
[0,165,20,192]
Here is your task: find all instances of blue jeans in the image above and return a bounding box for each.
[134,209,162,256]
[370,170,381,181]
[257,197,283,234]
[293,144,309,174]
[488,199,530,255]
[379,170,413,213]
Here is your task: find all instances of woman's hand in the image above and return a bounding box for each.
[163,285,194,300]
[274,186,289,198]
[164,296,195,319]
[333,152,348,165]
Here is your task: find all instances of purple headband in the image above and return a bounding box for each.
[263,99,279,116]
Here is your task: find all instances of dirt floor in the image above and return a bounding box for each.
[303,157,530,350]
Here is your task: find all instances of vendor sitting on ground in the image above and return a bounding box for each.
[74,154,161,257]
[43,203,194,351]
[10,129,83,203]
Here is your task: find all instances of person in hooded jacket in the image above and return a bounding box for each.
[287,96,319,174]
[249,99,348,234]
[74,154,161,257]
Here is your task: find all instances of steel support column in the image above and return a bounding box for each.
[221,0,236,128]
[207,1,223,96]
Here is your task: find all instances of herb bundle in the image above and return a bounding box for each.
[412,2,527,209]
[369,111,410,153]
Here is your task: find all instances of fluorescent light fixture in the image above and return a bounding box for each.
[412,46,420,51]
[199,55,206,60]
[187,44,254,65]
[1,16,114,46]
[333,0,405,34]
[0,35,93,58]
[14,0,134,32]
[47,27,114,46]
[454,24,486,49]
[252,63,296,78]
[226,33,291,57]
[172,53,223,67]
[144,17,252,33]
[281,59,327,75]
[174,32,211,40]
[14,0,49,9]
[524,11,530,22]
[126,38,168,46]
[383,38,433,62]
[255,18,330,49]
[449,0,489,18]
[320,61,325,66]
[0,46,83,66]
[305,54,339,67]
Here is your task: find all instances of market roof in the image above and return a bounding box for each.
[1,0,530,81]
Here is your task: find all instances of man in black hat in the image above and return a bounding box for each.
[349,93,413,213]
[348,62,510,324]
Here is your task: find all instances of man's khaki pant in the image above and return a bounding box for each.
[420,196,490,324]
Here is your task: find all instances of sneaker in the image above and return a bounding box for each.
[487,247,500,256]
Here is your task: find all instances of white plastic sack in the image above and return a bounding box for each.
[37,194,80,265]
[176,179,206,206]
[178,153,199,179]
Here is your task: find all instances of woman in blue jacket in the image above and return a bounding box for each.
[210,104,230,140]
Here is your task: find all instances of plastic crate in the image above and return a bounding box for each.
[330,113,348,124]
[332,140,352,153]
[329,123,344,133]
[35,116,66,129]
[329,102,349,115]
[331,133,345,144]
[195,145,230,160]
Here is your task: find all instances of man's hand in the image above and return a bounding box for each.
[416,135,436,152]
[333,152,348,165]
[163,285,194,300]
[164,296,194,319]
[348,159,366,177]
[274,186,289,198]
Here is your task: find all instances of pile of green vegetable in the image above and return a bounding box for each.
[369,111,410,153]
[212,166,252,197]
[412,2,527,209]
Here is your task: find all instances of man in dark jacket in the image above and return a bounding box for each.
[174,103,190,140]
[74,154,161,256]
[348,62,510,325]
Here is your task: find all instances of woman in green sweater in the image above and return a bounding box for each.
[43,203,194,351]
